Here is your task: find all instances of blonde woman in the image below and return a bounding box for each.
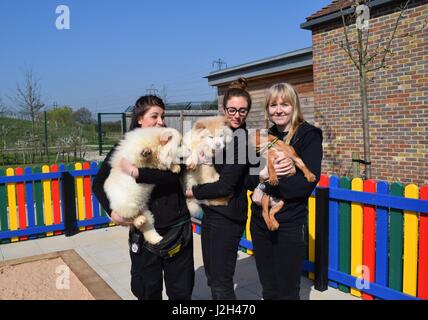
[245,83,323,300]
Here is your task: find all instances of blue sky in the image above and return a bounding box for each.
[0,0,331,113]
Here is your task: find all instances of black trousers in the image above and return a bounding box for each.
[129,230,195,300]
[201,211,246,300]
[250,215,306,300]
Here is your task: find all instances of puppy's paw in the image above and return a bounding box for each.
[187,162,196,171]
[269,177,279,186]
[133,215,147,228]
[269,219,280,231]
[144,230,163,244]
[305,173,317,182]
[171,164,181,173]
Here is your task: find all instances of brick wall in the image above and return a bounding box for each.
[311,1,427,185]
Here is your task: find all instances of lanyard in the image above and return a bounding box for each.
[259,137,279,154]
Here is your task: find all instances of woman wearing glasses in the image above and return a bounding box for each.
[245,83,323,300]
[185,78,252,300]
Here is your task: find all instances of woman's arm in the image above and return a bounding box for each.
[192,163,247,200]
[92,147,115,216]
[135,167,181,185]
[119,158,183,185]
[192,139,248,200]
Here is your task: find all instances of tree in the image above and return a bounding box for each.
[332,0,427,178]
[47,106,74,127]
[14,69,45,136]
[73,107,93,124]
[0,124,15,149]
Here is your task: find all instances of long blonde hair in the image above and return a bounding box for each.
[265,82,304,144]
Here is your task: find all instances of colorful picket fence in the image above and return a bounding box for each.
[0,162,113,243]
[302,175,427,300]
[1,165,428,300]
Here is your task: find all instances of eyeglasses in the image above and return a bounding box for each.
[225,107,249,117]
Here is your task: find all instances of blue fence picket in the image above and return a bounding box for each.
[59,164,67,223]
[376,181,389,288]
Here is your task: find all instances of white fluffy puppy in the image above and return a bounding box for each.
[183,116,233,216]
[104,127,181,244]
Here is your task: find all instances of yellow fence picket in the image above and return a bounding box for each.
[308,194,316,280]
[403,184,419,296]
[6,168,18,242]
[351,178,363,298]
[42,165,54,236]
[75,163,86,231]
[246,191,253,255]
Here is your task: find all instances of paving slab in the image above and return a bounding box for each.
[0,225,359,300]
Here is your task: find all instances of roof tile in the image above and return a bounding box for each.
[306,0,355,20]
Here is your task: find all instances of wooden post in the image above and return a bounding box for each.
[61,171,79,237]
[315,187,330,291]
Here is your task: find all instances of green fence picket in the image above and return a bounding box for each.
[389,182,404,291]
[0,168,9,243]
[33,166,45,228]
[339,176,351,293]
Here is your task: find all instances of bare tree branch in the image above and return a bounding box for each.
[367,0,411,73]
[365,42,383,64]
[14,69,45,136]
[340,8,361,70]
[396,17,428,39]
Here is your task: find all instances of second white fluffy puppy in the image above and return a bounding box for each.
[104,127,182,244]
[183,116,233,216]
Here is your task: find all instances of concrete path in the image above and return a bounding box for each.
[0,226,360,300]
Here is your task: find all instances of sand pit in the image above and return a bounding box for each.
[0,250,121,300]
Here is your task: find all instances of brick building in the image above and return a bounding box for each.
[206,0,427,185]
[302,0,427,184]
[205,48,314,129]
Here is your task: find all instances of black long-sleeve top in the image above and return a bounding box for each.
[245,121,323,227]
[191,126,249,223]
[92,145,190,231]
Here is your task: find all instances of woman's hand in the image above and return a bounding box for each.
[110,211,134,226]
[198,150,212,165]
[273,152,295,177]
[119,158,138,178]
[185,189,194,198]
[251,187,264,206]
[259,166,269,181]
[259,152,296,181]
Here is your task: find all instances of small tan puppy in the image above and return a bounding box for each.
[183,116,234,216]
[104,127,182,244]
[251,130,316,230]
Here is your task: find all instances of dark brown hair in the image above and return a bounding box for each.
[222,77,252,111]
[129,95,165,130]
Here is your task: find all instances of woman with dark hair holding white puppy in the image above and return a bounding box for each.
[92,95,194,300]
